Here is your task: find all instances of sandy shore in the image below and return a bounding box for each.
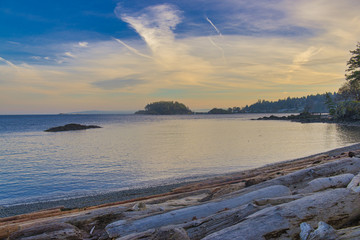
[2,143,360,219]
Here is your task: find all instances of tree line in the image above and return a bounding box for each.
[136,42,360,118]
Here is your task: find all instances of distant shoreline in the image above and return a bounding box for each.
[256,113,360,126]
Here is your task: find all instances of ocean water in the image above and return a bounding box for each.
[1,114,360,206]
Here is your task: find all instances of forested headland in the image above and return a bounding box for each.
[137,42,360,119]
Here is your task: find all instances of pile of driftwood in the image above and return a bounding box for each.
[3,156,360,239]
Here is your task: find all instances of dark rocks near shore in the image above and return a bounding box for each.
[44,123,101,132]
[255,112,334,123]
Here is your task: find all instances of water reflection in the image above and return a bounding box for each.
[336,124,360,143]
[2,115,360,205]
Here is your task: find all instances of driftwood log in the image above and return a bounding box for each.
[202,188,360,240]
[225,157,360,198]
[348,172,360,192]
[298,173,354,194]
[105,185,291,238]
[117,203,266,240]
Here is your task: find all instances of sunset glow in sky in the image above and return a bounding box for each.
[1,0,360,114]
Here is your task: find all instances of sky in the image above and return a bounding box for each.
[1,0,360,114]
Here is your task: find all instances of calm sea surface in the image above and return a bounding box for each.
[1,114,360,206]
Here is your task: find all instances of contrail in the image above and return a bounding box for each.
[206,17,222,36]
[0,56,17,68]
[114,38,154,60]
[208,37,226,64]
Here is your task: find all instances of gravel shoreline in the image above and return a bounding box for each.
[2,143,360,218]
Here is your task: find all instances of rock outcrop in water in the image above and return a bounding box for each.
[256,112,332,123]
[44,123,101,132]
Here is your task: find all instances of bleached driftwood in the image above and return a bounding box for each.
[105,185,291,238]
[6,206,128,240]
[337,225,360,239]
[254,194,305,206]
[298,173,354,194]
[202,188,360,240]
[117,203,265,240]
[183,203,265,240]
[300,221,337,240]
[348,172,360,192]
[300,222,314,240]
[226,158,360,197]
[8,223,83,240]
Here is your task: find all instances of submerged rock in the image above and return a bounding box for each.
[44,123,101,132]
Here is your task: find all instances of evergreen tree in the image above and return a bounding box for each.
[339,42,360,100]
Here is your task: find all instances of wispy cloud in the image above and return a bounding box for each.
[1,0,360,113]
[64,52,76,58]
[293,47,322,66]
[78,42,88,47]
[92,77,146,90]
[115,4,182,63]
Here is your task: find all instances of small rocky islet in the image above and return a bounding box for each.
[44,123,101,132]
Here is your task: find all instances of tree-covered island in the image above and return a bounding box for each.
[135,101,193,115]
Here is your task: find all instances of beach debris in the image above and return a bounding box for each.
[131,202,147,211]
[300,222,314,240]
[298,173,354,194]
[347,172,360,192]
[44,123,101,132]
[149,226,190,240]
[254,194,305,206]
[226,158,360,197]
[114,203,265,240]
[300,221,337,240]
[105,185,291,238]
[89,225,95,235]
[8,223,83,240]
[202,188,360,240]
[182,203,264,240]
[336,225,360,239]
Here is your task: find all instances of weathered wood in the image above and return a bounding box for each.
[300,221,337,240]
[183,203,265,240]
[348,172,360,192]
[298,173,354,194]
[1,206,127,240]
[116,203,266,240]
[337,225,360,239]
[254,194,306,206]
[300,222,314,240]
[202,188,360,240]
[226,158,360,197]
[105,185,291,238]
[8,223,83,240]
